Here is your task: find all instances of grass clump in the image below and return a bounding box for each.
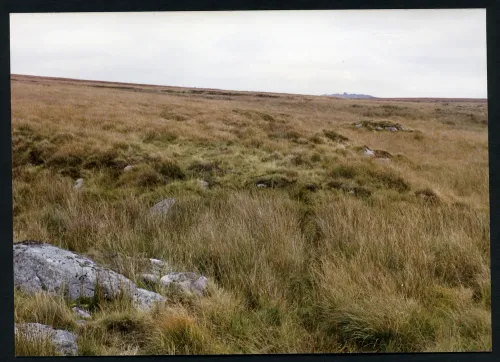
[323,129,349,142]
[15,328,60,356]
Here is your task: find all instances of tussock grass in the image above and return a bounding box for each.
[11,75,490,354]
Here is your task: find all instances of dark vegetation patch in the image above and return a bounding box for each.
[232,109,277,123]
[186,161,224,184]
[415,188,440,204]
[373,150,392,159]
[190,89,245,97]
[117,164,164,188]
[12,124,186,185]
[358,104,414,119]
[326,180,372,198]
[255,93,280,99]
[308,135,325,144]
[159,109,187,122]
[322,130,349,143]
[12,125,54,167]
[142,129,179,143]
[328,163,410,193]
[252,174,297,189]
[291,154,312,167]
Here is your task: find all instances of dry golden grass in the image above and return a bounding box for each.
[11,74,490,355]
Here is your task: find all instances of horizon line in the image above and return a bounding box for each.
[10,73,488,101]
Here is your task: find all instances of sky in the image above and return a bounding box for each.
[10,9,487,98]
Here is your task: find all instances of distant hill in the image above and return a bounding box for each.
[324,92,375,99]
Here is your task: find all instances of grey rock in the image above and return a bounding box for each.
[133,287,165,308]
[354,123,363,128]
[160,272,209,296]
[256,183,267,188]
[149,198,176,216]
[73,179,84,190]
[386,127,398,132]
[72,306,91,319]
[199,180,209,189]
[14,241,165,310]
[15,323,78,356]
[375,126,383,131]
[148,258,169,275]
[123,165,134,172]
[75,320,87,328]
[363,148,375,157]
[141,273,161,287]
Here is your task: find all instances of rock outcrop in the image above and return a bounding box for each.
[14,241,165,310]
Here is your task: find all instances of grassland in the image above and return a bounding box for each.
[11,74,490,355]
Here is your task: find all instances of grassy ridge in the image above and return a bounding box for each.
[12,75,490,354]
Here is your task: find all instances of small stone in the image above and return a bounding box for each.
[141,273,160,287]
[386,127,398,132]
[72,306,91,319]
[149,198,176,216]
[73,179,84,189]
[256,183,267,188]
[124,165,133,172]
[363,148,375,157]
[355,123,363,128]
[160,272,208,296]
[199,180,209,189]
[375,126,383,131]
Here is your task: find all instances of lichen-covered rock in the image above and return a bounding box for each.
[160,272,208,296]
[15,323,78,356]
[13,241,165,310]
[149,198,176,216]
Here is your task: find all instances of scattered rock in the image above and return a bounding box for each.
[123,165,134,172]
[72,306,91,319]
[141,273,161,287]
[352,120,409,132]
[148,258,169,275]
[75,320,87,328]
[72,178,84,190]
[160,272,208,296]
[362,147,375,157]
[13,241,165,310]
[149,198,176,216]
[15,323,78,356]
